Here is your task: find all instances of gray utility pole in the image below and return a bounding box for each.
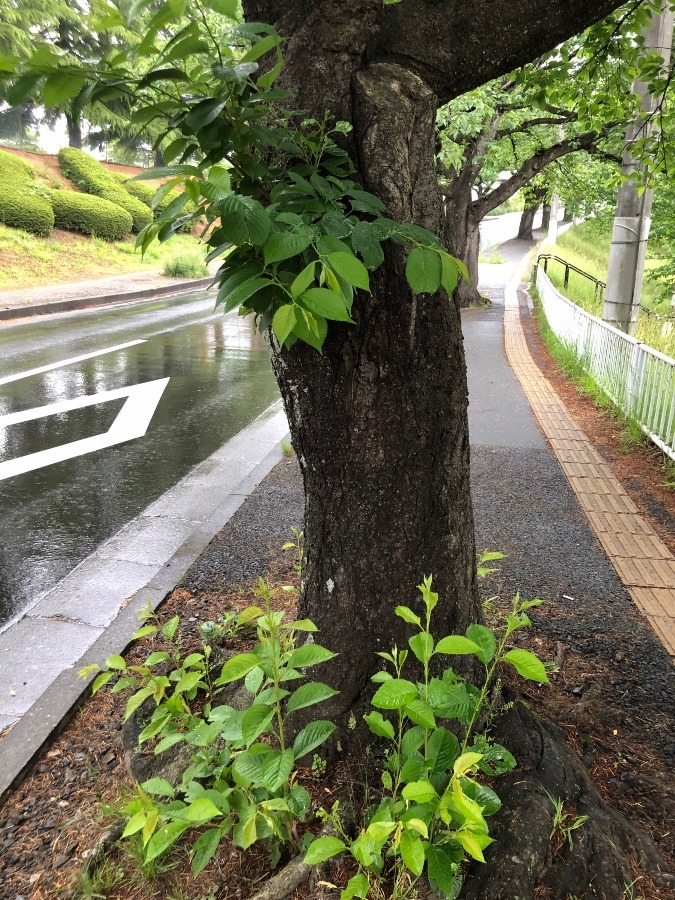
[602,2,674,335]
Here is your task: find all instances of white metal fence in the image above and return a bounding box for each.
[535,265,675,461]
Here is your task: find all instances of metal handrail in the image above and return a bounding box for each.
[535,253,675,321]
[535,254,606,303]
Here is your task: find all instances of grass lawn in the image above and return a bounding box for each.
[540,220,675,357]
[0,226,206,291]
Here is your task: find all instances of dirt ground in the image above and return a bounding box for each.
[0,304,674,899]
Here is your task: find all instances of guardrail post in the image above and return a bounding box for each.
[564,263,570,289]
[626,341,646,417]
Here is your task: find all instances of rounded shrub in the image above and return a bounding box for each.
[49,189,133,240]
[57,147,152,232]
[0,184,54,236]
[0,148,36,181]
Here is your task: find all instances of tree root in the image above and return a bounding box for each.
[463,702,675,899]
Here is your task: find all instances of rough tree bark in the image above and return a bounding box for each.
[240,0,628,716]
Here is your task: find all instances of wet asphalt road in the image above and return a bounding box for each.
[0,291,279,626]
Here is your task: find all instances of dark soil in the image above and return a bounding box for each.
[0,305,674,898]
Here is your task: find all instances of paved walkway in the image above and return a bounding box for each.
[498,242,675,658]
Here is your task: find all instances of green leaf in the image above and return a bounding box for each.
[191,828,221,876]
[222,278,273,314]
[350,220,385,270]
[372,679,419,710]
[287,644,337,669]
[408,632,434,665]
[364,711,395,740]
[291,261,316,298]
[219,653,261,684]
[105,654,127,671]
[425,726,459,776]
[404,699,436,729]
[465,624,496,665]
[456,828,492,863]
[292,720,336,759]
[91,671,114,694]
[304,835,347,864]
[183,797,223,823]
[219,194,271,245]
[327,251,370,291]
[145,821,188,862]
[241,704,275,744]
[141,778,175,798]
[272,304,297,346]
[300,288,353,323]
[263,231,313,265]
[260,748,294,791]
[402,780,437,803]
[286,682,339,714]
[426,845,462,898]
[43,73,85,107]
[174,671,203,694]
[122,811,147,838]
[453,752,483,777]
[395,605,421,626]
[434,636,482,657]
[203,0,240,18]
[504,648,549,683]
[341,872,369,900]
[399,830,425,877]
[406,247,442,294]
[440,252,460,296]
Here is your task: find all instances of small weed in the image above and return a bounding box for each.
[479,249,505,264]
[162,251,207,278]
[545,791,588,853]
[74,852,125,898]
[280,437,294,456]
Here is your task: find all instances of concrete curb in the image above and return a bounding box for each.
[0,276,215,322]
[0,402,289,803]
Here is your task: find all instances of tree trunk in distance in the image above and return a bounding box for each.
[517,205,538,240]
[519,187,547,240]
[154,147,165,167]
[66,112,82,149]
[541,203,551,230]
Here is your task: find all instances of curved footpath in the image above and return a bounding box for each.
[1,247,674,807]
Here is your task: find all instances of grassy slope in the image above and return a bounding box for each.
[541,220,675,357]
[0,227,205,290]
[0,146,206,290]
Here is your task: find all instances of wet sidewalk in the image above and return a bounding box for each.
[0,269,213,320]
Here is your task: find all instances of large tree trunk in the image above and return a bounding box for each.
[241,0,629,718]
[271,61,480,728]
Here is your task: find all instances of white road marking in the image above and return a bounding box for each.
[0,378,170,481]
[0,340,146,386]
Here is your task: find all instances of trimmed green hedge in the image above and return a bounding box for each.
[0,149,36,181]
[0,150,54,235]
[57,148,152,233]
[0,184,54,236]
[49,189,133,240]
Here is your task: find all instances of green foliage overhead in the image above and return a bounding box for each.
[49,188,133,239]
[1,2,465,354]
[58,146,152,232]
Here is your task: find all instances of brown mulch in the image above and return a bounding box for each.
[0,305,674,898]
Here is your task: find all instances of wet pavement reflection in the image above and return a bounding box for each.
[0,292,280,626]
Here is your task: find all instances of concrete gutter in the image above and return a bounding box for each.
[0,276,215,322]
[0,401,289,803]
